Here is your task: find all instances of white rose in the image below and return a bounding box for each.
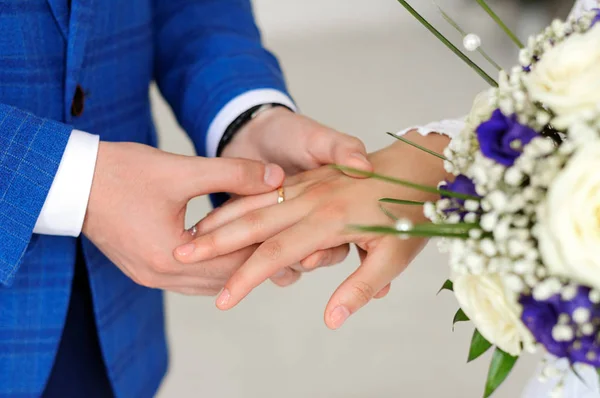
[537,142,600,290]
[524,24,600,129]
[464,89,495,133]
[448,90,495,172]
[453,273,533,356]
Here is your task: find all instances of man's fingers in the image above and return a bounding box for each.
[324,238,408,330]
[374,283,391,299]
[174,200,308,264]
[299,244,350,271]
[308,130,372,176]
[215,217,340,310]
[269,266,302,287]
[182,157,284,198]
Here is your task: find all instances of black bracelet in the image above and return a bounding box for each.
[216,103,292,157]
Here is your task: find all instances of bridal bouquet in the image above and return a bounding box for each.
[355,1,600,397]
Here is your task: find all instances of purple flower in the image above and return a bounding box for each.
[476,109,539,166]
[438,175,480,218]
[592,9,600,26]
[520,286,600,367]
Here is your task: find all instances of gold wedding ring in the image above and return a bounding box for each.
[277,186,286,204]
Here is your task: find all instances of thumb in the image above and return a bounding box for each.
[308,129,373,177]
[180,157,285,198]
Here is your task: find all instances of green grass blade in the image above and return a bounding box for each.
[379,198,424,206]
[434,3,503,72]
[378,204,399,221]
[332,166,481,201]
[351,225,470,239]
[395,0,498,87]
[474,0,523,49]
[434,1,466,35]
[386,132,447,160]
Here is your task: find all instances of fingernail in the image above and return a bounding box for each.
[350,153,369,166]
[176,243,195,257]
[216,288,231,308]
[264,164,281,187]
[330,306,350,329]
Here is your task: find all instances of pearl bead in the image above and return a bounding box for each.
[395,218,413,232]
[463,33,481,52]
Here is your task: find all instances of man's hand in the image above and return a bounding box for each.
[221,107,372,176]
[82,141,285,295]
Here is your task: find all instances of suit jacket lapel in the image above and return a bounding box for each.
[64,0,95,121]
[46,0,70,39]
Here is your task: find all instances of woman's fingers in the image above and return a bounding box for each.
[174,199,308,263]
[324,237,409,330]
[216,216,342,310]
[298,244,351,271]
[195,191,278,235]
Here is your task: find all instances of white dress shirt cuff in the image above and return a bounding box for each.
[205,89,297,158]
[33,130,100,237]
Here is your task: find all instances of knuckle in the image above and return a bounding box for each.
[149,258,174,275]
[232,160,257,187]
[345,135,364,150]
[257,240,282,262]
[348,281,375,306]
[203,234,220,258]
[244,212,264,232]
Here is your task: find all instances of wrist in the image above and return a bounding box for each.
[220,106,293,161]
[369,131,451,200]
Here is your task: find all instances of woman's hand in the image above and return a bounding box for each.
[176,132,450,329]
[219,107,374,286]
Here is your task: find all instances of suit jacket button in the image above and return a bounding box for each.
[71,85,85,117]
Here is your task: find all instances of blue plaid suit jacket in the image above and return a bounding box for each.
[0,0,289,396]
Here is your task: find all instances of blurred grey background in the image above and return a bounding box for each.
[154,1,573,397]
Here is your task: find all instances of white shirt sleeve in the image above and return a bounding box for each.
[33,130,99,237]
[396,118,466,139]
[205,88,297,158]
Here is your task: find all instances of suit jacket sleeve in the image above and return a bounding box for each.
[153,0,291,157]
[0,104,72,286]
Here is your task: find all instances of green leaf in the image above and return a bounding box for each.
[484,349,518,398]
[386,132,447,160]
[474,0,524,49]
[394,0,498,87]
[453,308,469,330]
[437,279,453,295]
[332,166,481,201]
[433,3,503,72]
[596,367,600,386]
[468,329,492,362]
[379,198,425,206]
